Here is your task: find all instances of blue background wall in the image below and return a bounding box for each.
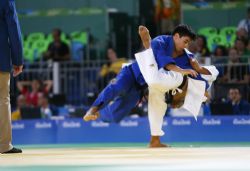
[12,116,250,145]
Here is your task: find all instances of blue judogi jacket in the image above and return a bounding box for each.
[131,35,209,89]
[130,36,175,86]
[0,0,23,72]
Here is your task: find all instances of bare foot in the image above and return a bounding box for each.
[138,25,151,49]
[148,136,170,148]
[149,142,169,148]
[83,106,100,121]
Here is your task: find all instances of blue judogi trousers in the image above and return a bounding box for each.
[92,66,143,122]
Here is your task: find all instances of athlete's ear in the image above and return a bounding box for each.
[173,33,180,39]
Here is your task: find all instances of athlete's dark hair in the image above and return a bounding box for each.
[172,24,196,41]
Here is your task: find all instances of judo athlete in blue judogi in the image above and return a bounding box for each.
[83,25,213,147]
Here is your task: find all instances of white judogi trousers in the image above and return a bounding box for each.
[135,48,219,136]
[135,49,183,136]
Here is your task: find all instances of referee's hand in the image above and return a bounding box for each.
[13,65,23,77]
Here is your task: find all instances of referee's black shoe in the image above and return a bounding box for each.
[1,147,22,154]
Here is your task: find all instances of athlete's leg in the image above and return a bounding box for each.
[148,87,170,147]
[99,86,141,122]
[83,66,136,121]
[137,26,182,147]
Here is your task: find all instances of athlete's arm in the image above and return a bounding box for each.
[165,64,198,77]
[189,58,211,75]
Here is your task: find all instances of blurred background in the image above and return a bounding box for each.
[11,0,250,144]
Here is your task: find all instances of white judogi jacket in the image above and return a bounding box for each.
[135,48,218,136]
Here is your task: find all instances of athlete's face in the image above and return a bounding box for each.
[174,33,192,52]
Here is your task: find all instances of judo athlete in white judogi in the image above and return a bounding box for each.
[136,26,219,146]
